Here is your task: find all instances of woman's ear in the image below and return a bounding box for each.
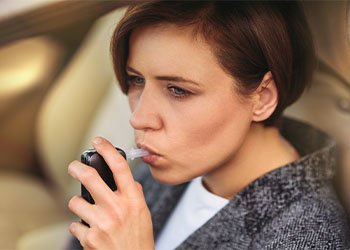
[252,71,278,122]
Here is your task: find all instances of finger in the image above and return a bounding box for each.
[92,137,139,198]
[68,195,96,225]
[69,221,89,243]
[68,160,115,204]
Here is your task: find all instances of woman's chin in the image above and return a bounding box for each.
[149,168,190,185]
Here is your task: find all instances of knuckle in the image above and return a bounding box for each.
[80,167,97,183]
[107,206,127,226]
[133,198,145,209]
[109,206,125,224]
[111,162,128,175]
[128,199,146,215]
[97,219,114,233]
[135,181,143,192]
[85,232,97,249]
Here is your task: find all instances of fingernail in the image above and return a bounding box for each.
[93,137,104,145]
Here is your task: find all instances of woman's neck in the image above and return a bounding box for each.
[202,123,299,200]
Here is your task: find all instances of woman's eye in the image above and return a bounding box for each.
[126,75,145,86]
[168,85,190,99]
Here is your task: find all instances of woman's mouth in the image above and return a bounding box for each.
[137,143,162,165]
[141,153,161,165]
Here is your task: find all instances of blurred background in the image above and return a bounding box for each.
[0,1,349,249]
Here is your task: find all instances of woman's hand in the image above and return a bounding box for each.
[68,137,154,250]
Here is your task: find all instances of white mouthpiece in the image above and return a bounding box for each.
[125,148,150,160]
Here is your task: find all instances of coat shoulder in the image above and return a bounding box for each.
[251,195,350,249]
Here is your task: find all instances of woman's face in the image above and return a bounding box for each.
[127,24,255,184]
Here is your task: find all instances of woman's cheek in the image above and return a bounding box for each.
[177,107,249,165]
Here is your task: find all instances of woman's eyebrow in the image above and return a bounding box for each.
[126,66,142,75]
[155,76,200,87]
[126,66,200,87]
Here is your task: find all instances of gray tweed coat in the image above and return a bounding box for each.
[68,118,350,249]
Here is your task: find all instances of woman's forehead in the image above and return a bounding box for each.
[127,24,226,82]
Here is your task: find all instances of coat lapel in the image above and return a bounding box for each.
[175,195,251,250]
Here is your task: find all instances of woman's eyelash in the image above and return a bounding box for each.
[126,74,191,100]
[167,85,191,99]
[126,75,145,86]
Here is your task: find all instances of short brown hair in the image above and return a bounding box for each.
[111,1,315,126]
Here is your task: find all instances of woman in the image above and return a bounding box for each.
[68,1,349,249]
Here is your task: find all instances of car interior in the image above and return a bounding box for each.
[0,1,349,249]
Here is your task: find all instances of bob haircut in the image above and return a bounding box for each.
[111,1,315,126]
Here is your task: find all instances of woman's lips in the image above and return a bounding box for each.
[141,153,161,165]
[137,143,162,165]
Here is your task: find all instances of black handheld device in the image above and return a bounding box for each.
[80,147,126,226]
[80,147,126,204]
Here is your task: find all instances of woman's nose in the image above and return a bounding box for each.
[129,86,163,131]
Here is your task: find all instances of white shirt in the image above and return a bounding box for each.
[155,176,229,250]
